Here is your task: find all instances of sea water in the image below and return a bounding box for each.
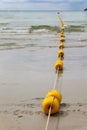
[0,11,87,103]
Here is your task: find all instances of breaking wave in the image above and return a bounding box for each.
[29,25,85,33]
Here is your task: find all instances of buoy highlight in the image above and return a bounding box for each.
[54,60,63,71]
[59,43,64,49]
[58,50,64,58]
[42,96,60,115]
[59,37,65,42]
[46,90,62,103]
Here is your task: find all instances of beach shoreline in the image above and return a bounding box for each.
[0,11,87,129]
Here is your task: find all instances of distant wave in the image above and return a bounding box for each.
[1,42,87,51]
[65,45,87,48]
[29,25,60,33]
[29,25,85,33]
[1,27,28,34]
[0,25,85,34]
[0,42,57,51]
[65,25,85,32]
[0,23,9,26]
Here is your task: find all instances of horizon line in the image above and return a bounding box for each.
[0,9,83,12]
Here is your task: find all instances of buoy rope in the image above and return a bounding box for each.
[44,42,64,130]
[45,69,61,130]
[45,97,55,130]
[58,74,63,93]
[56,13,64,130]
[57,12,64,27]
[44,13,65,130]
[53,69,59,89]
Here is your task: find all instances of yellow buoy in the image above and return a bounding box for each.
[60,31,64,34]
[59,43,64,49]
[60,33,65,37]
[54,60,63,71]
[59,37,65,42]
[58,50,64,58]
[46,90,62,103]
[60,32,65,37]
[42,96,60,114]
[61,26,64,30]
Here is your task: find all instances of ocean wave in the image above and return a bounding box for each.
[0,25,85,34]
[29,25,85,33]
[0,22,9,26]
[65,25,85,32]
[1,27,28,34]
[29,25,60,33]
[1,42,87,51]
[65,45,87,48]
[0,42,57,51]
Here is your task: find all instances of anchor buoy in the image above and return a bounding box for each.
[55,60,63,71]
[60,33,65,37]
[59,43,64,49]
[46,90,62,103]
[58,50,64,57]
[42,96,60,114]
[60,31,64,34]
[59,37,65,42]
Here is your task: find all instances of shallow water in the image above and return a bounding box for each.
[0,11,87,104]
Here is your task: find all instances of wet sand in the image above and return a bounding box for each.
[0,101,87,130]
[0,32,87,129]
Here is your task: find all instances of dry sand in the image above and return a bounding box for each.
[0,98,87,130]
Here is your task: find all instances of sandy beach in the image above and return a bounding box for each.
[0,31,87,130]
[0,101,87,130]
[0,11,87,130]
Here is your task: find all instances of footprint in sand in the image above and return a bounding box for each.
[9,127,20,130]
